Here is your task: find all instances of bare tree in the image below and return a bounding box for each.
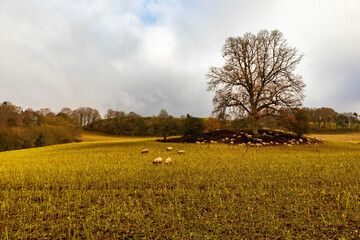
[207,29,305,134]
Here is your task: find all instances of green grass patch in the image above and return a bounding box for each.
[1,139,360,238]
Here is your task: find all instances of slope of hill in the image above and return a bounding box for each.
[1,136,360,238]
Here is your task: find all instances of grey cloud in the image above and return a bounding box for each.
[0,0,359,117]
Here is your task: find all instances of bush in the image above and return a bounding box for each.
[182,114,204,142]
[278,108,311,138]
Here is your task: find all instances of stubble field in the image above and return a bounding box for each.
[1,134,360,239]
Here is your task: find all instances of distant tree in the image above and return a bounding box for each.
[207,29,305,135]
[318,107,337,128]
[183,114,204,142]
[335,114,349,129]
[74,107,101,126]
[278,108,311,137]
[158,109,176,141]
[204,117,220,131]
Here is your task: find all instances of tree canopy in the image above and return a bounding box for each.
[207,29,305,134]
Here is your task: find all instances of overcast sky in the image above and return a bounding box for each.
[1,0,359,117]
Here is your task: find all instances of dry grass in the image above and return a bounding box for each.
[80,130,158,142]
[1,135,360,238]
[309,132,360,143]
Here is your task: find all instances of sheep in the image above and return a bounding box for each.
[299,139,303,143]
[141,149,149,153]
[166,147,173,151]
[225,137,229,141]
[256,138,263,143]
[233,134,237,137]
[165,157,173,164]
[195,141,200,144]
[178,150,185,154]
[153,157,162,164]
[230,141,234,145]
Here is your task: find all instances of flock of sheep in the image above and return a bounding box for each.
[141,147,185,164]
[194,130,322,147]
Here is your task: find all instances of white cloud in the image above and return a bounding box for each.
[0,0,359,116]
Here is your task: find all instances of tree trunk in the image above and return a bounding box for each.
[250,115,259,135]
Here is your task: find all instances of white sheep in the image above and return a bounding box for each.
[178,150,185,154]
[141,149,149,153]
[166,147,173,151]
[165,158,173,164]
[153,157,162,164]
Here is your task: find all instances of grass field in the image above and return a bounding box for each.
[1,134,360,238]
[309,132,360,143]
[79,130,158,142]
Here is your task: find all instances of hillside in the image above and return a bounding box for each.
[1,136,360,238]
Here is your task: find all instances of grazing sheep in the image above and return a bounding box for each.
[178,150,185,154]
[299,139,303,143]
[275,133,279,137]
[165,158,173,164]
[221,139,226,142]
[237,135,241,138]
[230,138,235,141]
[256,138,263,143]
[166,147,173,151]
[225,137,229,141]
[210,140,214,143]
[230,141,234,145]
[195,141,200,144]
[247,141,252,145]
[153,157,162,164]
[141,149,149,153]
[201,142,205,144]
[233,134,237,137]
[284,143,288,146]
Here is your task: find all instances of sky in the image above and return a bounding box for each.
[0,0,359,117]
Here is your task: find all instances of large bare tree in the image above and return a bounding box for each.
[207,29,305,134]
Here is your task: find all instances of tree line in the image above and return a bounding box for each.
[0,102,91,151]
[85,109,205,142]
[1,100,359,152]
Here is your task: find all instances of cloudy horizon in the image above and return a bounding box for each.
[1,0,359,118]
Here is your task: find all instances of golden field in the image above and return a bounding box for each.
[0,132,360,238]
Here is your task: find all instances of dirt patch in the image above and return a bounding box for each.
[164,129,322,146]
